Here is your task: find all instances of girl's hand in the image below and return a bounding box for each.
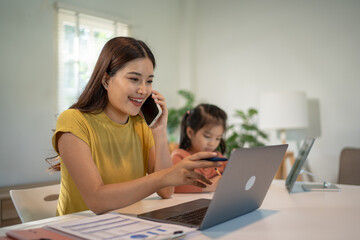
[162,152,221,188]
[149,90,168,133]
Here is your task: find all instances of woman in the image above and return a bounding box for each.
[52,37,220,215]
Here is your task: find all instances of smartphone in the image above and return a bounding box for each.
[141,94,162,127]
[204,157,228,161]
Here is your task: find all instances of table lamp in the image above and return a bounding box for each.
[259,91,309,144]
[259,91,309,180]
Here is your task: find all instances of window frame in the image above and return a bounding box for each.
[57,8,129,113]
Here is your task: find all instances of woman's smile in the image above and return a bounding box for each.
[129,96,145,107]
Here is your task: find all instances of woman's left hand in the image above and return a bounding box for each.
[149,90,168,133]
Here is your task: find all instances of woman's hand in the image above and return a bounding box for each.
[161,152,221,188]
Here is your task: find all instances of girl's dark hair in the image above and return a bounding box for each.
[179,104,227,154]
[70,37,156,113]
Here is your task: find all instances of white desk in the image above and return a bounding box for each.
[1,180,360,239]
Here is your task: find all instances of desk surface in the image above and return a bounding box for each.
[1,180,360,239]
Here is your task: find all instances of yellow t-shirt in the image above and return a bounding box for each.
[52,109,154,215]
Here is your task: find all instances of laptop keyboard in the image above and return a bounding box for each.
[166,207,208,226]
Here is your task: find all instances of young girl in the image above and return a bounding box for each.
[171,103,228,193]
[51,37,221,215]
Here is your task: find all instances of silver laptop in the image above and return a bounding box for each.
[138,144,288,230]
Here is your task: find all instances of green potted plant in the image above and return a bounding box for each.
[167,89,195,143]
[225,108,268,157]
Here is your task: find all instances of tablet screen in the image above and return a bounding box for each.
[286,138,315,192]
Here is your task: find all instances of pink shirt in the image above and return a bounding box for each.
[171,149,227,193]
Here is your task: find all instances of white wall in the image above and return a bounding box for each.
[1,0,359,186]
[189,0,360,182]
[0,0,58,186]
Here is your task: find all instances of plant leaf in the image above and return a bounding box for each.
[234,110,246,120]
[248,108,258,117]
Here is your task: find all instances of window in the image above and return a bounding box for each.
[57,9,129,112]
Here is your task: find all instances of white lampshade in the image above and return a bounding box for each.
[259,91,309,130]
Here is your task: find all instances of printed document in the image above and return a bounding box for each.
[47,213,195,240]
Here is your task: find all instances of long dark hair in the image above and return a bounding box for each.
[179,104,227,154]
[46,37,156,172]
[71,37,156,113]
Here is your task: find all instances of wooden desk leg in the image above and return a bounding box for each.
[274,156,286,179]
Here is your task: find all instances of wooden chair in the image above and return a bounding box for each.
[9,184,60,223]
[338,148,360,185]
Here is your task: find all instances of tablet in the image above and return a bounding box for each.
[285,138,315,192]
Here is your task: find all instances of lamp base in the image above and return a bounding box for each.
[280,129,287,144]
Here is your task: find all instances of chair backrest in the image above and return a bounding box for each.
[9,184,60,223]
[338,148,360,185]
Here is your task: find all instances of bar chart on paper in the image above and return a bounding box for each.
[47,213,195,240]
